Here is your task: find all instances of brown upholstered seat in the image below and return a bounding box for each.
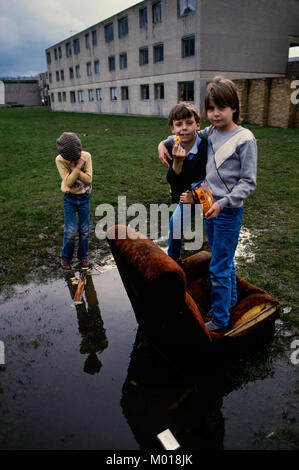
[107,225,279,349]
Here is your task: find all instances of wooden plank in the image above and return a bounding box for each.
[224,305,278,337]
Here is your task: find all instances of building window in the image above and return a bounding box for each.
[139,7,148,27]
[182,36,195,57]
[178,81,194,101]
[73,38,80,54]
[94,60,100,74]
[139,47,148,65]
[154,83,164,99]
[105,23,114,42]
[108,56,115,71]
[77,90,84,102]
[66,42,72,57]
[96,88,102,101]
[121,86,129,100]
[56,71,60,82]
[118,16,128,38]
[62,91,66,102]
[49,73,52,83]
[70,91,76,103]
[58,46,62,58]
[110,87,117,100]
[51,92,54,102]
[88,89,94,101]
[75,65,81,78]
[141,84,150,100]
[87,62,92,76]
[58,92,62,102]
[60,69,64,81]
[46,52,51,64]
[119,53,127,69]
[85,33,90,49]
[152,2,162,23]
[69,67,74,79]
[92,30,97,46]
[54,48,58,60]
[153,44,164,62]
[179,0,196,16]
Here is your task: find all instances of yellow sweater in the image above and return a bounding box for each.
[55,151,92,194]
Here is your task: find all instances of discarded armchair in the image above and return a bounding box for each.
[107,225,279,353]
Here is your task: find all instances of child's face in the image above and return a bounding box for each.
[206,100,236,131]
[171,115,200,146]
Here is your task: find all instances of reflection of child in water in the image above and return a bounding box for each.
[66,273,108,375]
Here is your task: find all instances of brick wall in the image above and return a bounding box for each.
[233,77,299,128]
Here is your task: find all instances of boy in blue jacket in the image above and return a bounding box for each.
[165,102,207,264]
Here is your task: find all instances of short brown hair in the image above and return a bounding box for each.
[204,76,240,124]
[168,102,201,127]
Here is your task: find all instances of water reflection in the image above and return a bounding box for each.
[121,328,273,450]
[65,272,108,375]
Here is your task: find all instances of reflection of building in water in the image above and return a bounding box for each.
[121,329,273,450]
[66,273,108,374]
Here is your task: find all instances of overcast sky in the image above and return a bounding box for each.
[0,0,141,77]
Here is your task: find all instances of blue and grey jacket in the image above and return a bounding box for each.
[165,135,207,203]
[197,125,257,209]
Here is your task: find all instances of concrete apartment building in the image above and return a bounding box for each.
[45,0,299,118]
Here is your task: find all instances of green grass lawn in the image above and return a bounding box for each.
[0,107,298,328]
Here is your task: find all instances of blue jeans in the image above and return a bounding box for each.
[204,206,244,327]
[168,202,196,260]
[61,193,90,262]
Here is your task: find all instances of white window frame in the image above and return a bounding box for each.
[119,53,127,70]
[110,87,117,101]
[154,83,164,100]
[88,89,94,101]
[96,88,102,101]
[77,90,84,102]
[86,62,92,76]
[179,0,196,16]
[94,60,100,74]
[152,2,162,23]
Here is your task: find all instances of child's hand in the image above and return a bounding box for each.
[75,157,85,170]
[172,141,185,175]
[180,190,194,204]
[172,141,186,160]
[205,202,221,219]
[158,142,171,168]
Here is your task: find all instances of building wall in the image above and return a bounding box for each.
[234,77,299,128]
[46,0,202,115]
[0,81,5,105]
[199,0,299,76]
[45,0,299,124]
[4,81,41,106]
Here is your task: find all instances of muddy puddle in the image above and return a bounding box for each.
[0,252,298,451]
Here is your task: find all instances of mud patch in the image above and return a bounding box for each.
[235,226,257,263]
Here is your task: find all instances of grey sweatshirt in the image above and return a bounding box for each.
[196,125,257,209]
[165,125,257,209]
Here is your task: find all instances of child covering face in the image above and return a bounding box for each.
[55,132,93,270]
